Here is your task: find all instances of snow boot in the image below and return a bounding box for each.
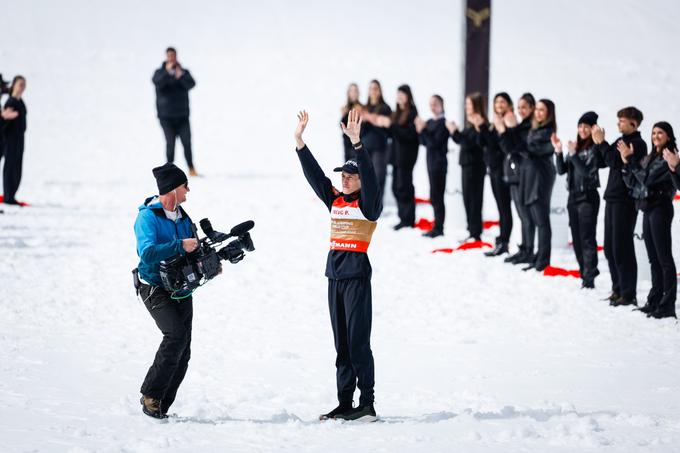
[334,403,377,423]
[140,396,167,419]
[319,402,353,421]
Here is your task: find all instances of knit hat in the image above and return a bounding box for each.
[152,163,188,195]
[333,159,359,174]
[578,111,598,126]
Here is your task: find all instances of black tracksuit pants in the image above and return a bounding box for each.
[461,163,485,239]
[393,160,416,226]
[642,201,676,314]
[603,201,638,300]
[369,147,388,200]
[568,195,600,282]
[510,183,535,254]
[489,168,513,244]
[328,277,374,406]
[428,169,446,231]
[160,117,194,168]
[139,284,193,412]
[3,133,25,203]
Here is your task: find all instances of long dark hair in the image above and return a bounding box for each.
[394,84,418,126]
[533,98,556,131]
[465,92,488,127]
[344,83,362,112]
[367,79,386,110]
[432,94,445,114]
[575,134,593,153]
[651,121,677,153]
[9,75,25,97]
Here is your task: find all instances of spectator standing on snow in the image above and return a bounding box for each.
[521,99,557,272]
[479,92,514,256]
[152,47,198,176]
[621,122,677,319]
[294,109,381,422]
[341,83,363,161]
[552,111,602,289]
[2,76,27,206]
[415,94,449,238]
[448,92,487,242]
[360,79,392,200]
[592,107,647,307]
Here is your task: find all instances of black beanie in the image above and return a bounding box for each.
[578,111,598,126]
[152,163,188,195]
[652,121,677,150]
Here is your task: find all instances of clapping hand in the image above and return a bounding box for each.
[617,140,634,163]
[662,147,680,172]
[414,116,426,134]
[1,107,18,120]
[567,140,577,156]
[503,111,517,128]
[591,125,605,144]
[445,120,458,134]
[551,133,563,154]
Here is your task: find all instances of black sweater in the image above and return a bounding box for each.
[479,124,504,172]
[596,131,647,203]
[623,151,675,210]
[297,144,382,280]
[418,117,449,172]
[360,102,392,151]
[452,126,484,167]
[3,97,27,136]
[555,145,601,203]
[498,117,532,184]
[391,110,419,167]
[523,124,557,205]
[152,62,196,119]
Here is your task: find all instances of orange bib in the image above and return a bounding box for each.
[330,196,377,253]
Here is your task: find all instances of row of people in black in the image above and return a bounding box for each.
[341,82,677,319]
[0,74,27,206]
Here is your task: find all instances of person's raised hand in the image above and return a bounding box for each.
[295,110,309,149]
[1,107,18,120]
[567,140,577,155]
[414,116,426,134]
[617,140,634,163]
[445,120,458,135]
[504,111,517,127]
[182,238,198,253]
[663,147,680,172]
[341,108,362,145]
[551,132,563,154]
[591,125,605,144]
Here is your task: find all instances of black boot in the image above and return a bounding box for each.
[581,279,595,289]
[484,242,508,257]
[513,253,534,265]
[602,292,620,303]
[648,308,677,319]
[611,296,637,307]
[423,228,444,238]
[334,403,377,422]
[635,303,656,314]
[319,402,353,421]
[393,222,411,231]
[504,249,524,263]
[140,396,167,419]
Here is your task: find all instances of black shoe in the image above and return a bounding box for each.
[522,263,535,272]
[140,396,168,419]
[513,253,535,265]
[484,242,508,257]
[581,280,595,289]
[334,403,378,422]
[534,263,548,272]
[634,303,656,314]
[423,228,443,238]
[504,249,525,263]
[319,403,353,421]
[611,296,637,307]
[603,292,620,303]
[393,222,411,231]
[649,309,677,319]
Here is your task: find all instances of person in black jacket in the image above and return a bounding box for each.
[360,80,392,199]
[341,83,363,161]
[592,107,647,306]
[499,93,536,264]
[2,76,27,205]
[448,92,487,242]
[152,47,197,176]
[388,84,419,230]
[521,99,557,272]
[552,111,601,288]
[480,92,514,255]
[294,109,381,422]
[621,122,677,319]
[415,94,449,237]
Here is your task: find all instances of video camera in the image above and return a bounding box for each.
[159,218,255,297]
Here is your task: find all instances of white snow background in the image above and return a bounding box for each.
[1,0,680,452]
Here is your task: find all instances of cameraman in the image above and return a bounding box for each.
[133,162,197,419]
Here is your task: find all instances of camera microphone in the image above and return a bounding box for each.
[230,220,255,237]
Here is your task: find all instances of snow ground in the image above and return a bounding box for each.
[1,1,680,452]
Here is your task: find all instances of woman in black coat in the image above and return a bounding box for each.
[2,76,27,205]
[360,80,392,199]
[552,111,602,288]
[389,84,419,230]
[522,99,557,272]
[340,83,363,161]
[621,122,677,319]
[447,92,487,242]
[415,94,449,237]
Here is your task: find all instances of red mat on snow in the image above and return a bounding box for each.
[432,240,494,254]
[542,265,581,278]
[483,220,500,230]
[0,195,29,207]
[414,218,435,231]
[415,197,431,204]
[674,194,680,201]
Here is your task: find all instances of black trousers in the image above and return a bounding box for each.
[428,169,447,231]
[461,164,485,239]
[528,195,553,268]
[604,201,638,299]
[393,160,416,226]
[568,195,600,282]
[160,117,194,168]
[368,148,388,200]
[489,168,513,244]
[328,277,374,406]
[642,201,676,313]
[2,134,25,203]
[139,284,193,412]
[510,183,535,254]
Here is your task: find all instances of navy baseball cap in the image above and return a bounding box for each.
[333,159,359,174]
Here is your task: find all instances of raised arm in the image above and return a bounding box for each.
[294,111,336,209]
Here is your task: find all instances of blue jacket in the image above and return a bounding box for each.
[134,196,194,286]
